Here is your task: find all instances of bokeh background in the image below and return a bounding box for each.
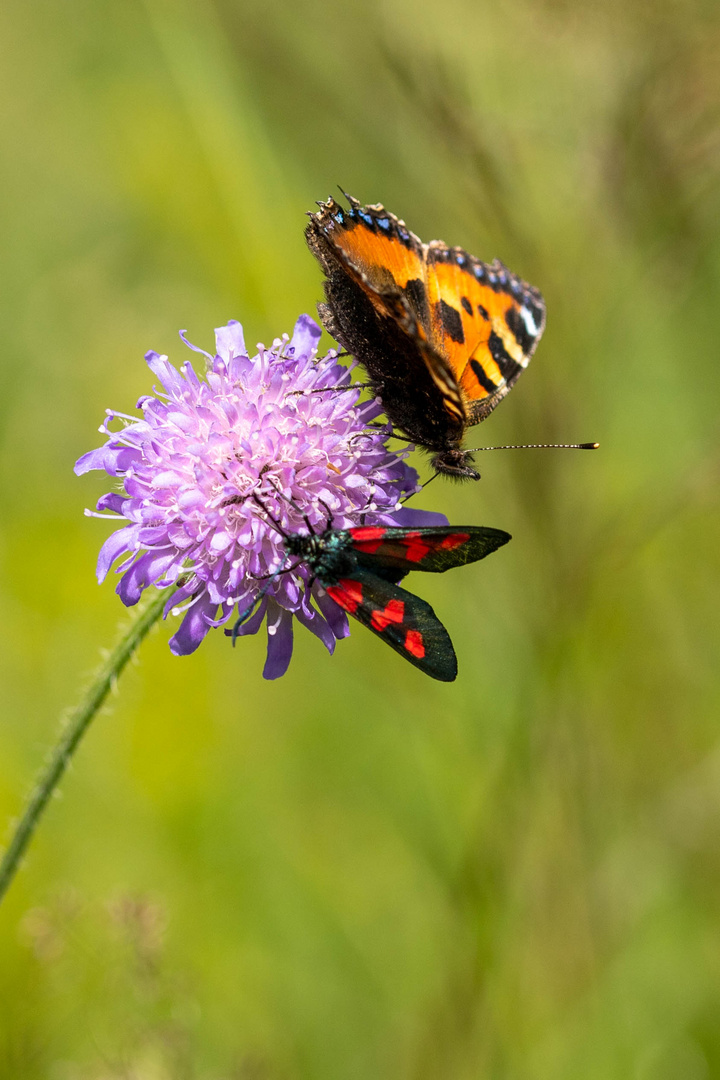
[2,0,720,1076]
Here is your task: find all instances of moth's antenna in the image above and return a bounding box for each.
[467,442,599,452]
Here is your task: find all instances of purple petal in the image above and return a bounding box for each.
[96,492,129,514]
[262,604,293,679]
[215,320,246,361]
[204,600,236,629]
[169,593,217,655]
[228,596,267,638]
[116,550,178,606]
[294,597,335,654]
[178,332,213,361]
[145,352,187,396]
[96,527,136,583]
[289,315,321,360]
[383,506,450,527]
[164,581,198,616]
[75,445,131,476]
[315,587,350,639]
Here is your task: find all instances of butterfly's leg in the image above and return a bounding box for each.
[357,425,414,446]
[286,382,371,397]
[384,432,415,443]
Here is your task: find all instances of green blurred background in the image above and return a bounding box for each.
[2,0,720,1076]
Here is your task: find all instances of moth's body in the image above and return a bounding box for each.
[276,523,512,681]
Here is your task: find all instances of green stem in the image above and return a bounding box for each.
[0,586,175,908]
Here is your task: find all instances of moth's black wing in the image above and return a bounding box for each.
[349,525,511,573]
[324,567,457,682]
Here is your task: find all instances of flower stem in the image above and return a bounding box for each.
[0,586,175,908]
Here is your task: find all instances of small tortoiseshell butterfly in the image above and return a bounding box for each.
[231,495,511,681]
[306,192,546,480]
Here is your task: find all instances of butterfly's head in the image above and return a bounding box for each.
[431,450,481,482]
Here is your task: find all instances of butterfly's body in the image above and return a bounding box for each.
[312,251,465,470]
[236,518,511,682]
[306,193,546,479]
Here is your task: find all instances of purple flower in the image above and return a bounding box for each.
[76,315,444,678]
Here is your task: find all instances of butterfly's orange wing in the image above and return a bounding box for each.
[310,195,546,427]
[421,243,546,423]
[308,195,468,424]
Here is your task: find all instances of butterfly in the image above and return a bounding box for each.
[231,501,511,681]
[305,192,547,480]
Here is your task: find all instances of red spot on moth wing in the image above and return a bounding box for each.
[439,532,470,550]
[350,525,387,553]
[351,526,386,541]
[370,598,405,631]
[401,532,431,562]
[404,629,425,657]
[326,578,364,613]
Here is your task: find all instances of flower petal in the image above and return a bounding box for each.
[314,586,350,639]
[117,550,178,606]
[381,506,449,527]
[289,314,321,360]
[178,332,213,361]
[294,595,336,654]
[169,593,217,655]
[263,603,294,679]
[96,527,137,583]
[96,492,129,514]
[228,596,267,638]
[215,320,246,361]
[75,445,140,477]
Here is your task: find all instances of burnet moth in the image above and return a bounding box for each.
[229,491,511,682]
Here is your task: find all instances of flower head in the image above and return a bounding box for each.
[76,315,441,678]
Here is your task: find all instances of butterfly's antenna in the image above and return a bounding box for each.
[466,442,599,452]
[250,490,311,557]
